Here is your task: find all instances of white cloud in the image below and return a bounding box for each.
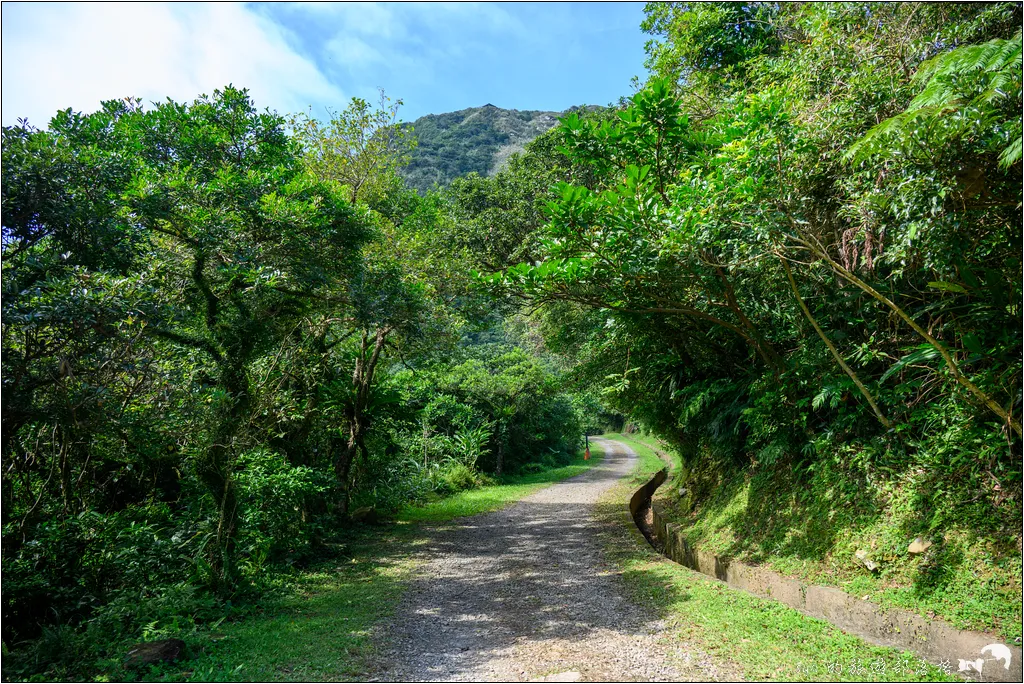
[293,1,531,93]
[285,2,403,40]
[1,2,345,127]
[324,34,386,69]
[280,2,529,60]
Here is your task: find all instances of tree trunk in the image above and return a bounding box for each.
[336,420,361,515]
[333,326,391,513]
[494,420,509,476]
[713,265,785,373]
[199,360,248,593]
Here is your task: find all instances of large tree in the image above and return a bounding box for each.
[3,87,371,590]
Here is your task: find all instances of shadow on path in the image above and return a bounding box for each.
[373,439,719,682]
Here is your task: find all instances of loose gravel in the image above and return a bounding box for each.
[373,438,727,682]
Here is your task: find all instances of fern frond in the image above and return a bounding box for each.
[846,32,1022,165]
[910,36,1021,107]
[999,133,1023,169]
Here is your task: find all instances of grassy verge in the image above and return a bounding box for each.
[670,469,1023,643]
[134,529,416,683]
[397,453,602,523]
[601,431,1022,643]
[599,431,679,475]
[622,430,1023,644]
[129,454,601,682]
[591,436,956,682]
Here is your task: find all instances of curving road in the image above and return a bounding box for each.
[373,438,725,682]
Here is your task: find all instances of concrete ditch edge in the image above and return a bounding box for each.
[630,471,1023,682]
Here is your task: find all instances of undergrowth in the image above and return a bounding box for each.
[397,452,601,523]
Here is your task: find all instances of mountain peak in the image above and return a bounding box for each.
[401,104,598,194]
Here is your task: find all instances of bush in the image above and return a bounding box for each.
[2,503,197,644]
[518,462,545,475]
[429,460,482,495]
[234,448,332,567]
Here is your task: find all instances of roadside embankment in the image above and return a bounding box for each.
[625,451,1024,682]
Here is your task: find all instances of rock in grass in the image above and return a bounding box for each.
[855,549,880,572]
[125,638,186,668]
[907,536,932,554]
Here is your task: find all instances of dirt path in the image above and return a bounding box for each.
[373,438,724,682]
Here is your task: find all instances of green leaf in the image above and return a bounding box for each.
[961,334,984,356]
[881,345,942,383]
[927,281,968,294]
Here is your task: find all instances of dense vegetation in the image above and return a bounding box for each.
[2,1,1021,679]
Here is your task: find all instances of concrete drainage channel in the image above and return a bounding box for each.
[629,470,1023,682]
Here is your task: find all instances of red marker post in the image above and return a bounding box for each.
[584,433,590,460]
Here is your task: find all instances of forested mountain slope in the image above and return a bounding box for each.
[401,104,599,193]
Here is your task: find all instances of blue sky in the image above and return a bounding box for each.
[2,2,651,127]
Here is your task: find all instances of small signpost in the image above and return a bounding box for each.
[584,433,590,460]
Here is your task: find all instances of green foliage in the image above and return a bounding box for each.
[453,421,493,468]
[397,454,598,523]
[846,31,1023,169]
[289,89,416,205]
[234,448,330,565]
[641,2,780,84]
[491,1,1021,637]
[1,86,601,680]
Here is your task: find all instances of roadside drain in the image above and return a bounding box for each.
[628,467,666,550]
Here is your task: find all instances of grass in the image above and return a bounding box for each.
[136,530,416,683]
[600,431,680,477]
[124,453,601,682]
[673,468,1024,642]
[397,453,602,523]
[590,437,958,682]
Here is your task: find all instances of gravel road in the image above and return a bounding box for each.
[374,438,725,682]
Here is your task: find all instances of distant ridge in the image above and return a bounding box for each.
[400,104,601,194]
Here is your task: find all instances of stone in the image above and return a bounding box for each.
[125,638,186,668]
[678,487,687,499]
[350,506,379,524]
[854,549,880,572]
[907,536,932,554]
